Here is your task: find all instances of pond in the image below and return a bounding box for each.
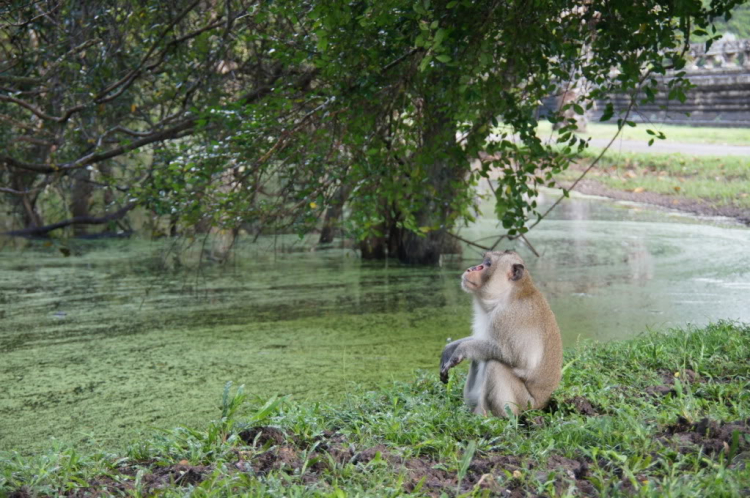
[1,189,749,453]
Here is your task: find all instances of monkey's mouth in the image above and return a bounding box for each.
[461,276,478,289]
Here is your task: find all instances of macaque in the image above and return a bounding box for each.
[440,250,562,416]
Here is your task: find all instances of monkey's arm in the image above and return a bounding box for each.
[440,339,515,382]
[439,337,473,383]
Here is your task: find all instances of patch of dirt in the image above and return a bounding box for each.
[546,395,600,416]
[658,417,750,456]
[145,464,211,488]
[559,178,750,225]
[567,396,599,416]
[239,425,288,447]
[543,455,598,497]
[645,369,699,397]
[403,453,599,497]
[252,444,302,475]
[403,456,459,495]
[8,488,32,498]
[59,463,210,497]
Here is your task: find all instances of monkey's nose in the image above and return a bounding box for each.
[467,265,484,272]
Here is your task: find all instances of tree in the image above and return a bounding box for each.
[1,0,744,262]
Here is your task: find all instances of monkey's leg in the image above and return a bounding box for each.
[463,360,487,412]
[481,361,535,417]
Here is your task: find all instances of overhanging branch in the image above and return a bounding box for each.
[3,202,138,238]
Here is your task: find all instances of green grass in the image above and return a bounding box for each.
[535,122,750,146]
[2,322,749,496]
[558,151,750,209]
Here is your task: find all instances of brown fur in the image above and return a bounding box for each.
[440,250,563,416]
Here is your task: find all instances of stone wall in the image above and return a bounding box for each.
[541,38,750,128]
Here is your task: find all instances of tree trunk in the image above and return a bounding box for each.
[319,184,351,245]
[69,172,94,236]
[360,92,466,265]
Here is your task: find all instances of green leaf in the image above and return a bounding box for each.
[419,55,432,72]
[436,54,451,63]
[433,28,447,46]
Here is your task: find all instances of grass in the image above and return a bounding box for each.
[558,151,750,209]
[2,321,749,496]
[536,122,750,146]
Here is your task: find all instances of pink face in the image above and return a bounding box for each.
[461,255,493,291]
[461,251,525,293]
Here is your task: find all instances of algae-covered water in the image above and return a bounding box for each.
[2,190,750,453]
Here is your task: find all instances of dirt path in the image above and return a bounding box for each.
[588,138,750,156]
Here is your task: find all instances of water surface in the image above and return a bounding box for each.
[1,190,748,452]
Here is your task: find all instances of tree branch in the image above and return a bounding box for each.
[0,94,85,123]
[1,119,196,173]
[0,74,42,85]
[3,202,138,238]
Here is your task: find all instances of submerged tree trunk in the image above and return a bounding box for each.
[361,92,467,265]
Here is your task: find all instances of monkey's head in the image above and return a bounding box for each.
[461,250,528,297]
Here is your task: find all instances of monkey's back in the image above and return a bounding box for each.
[494,287,562,408]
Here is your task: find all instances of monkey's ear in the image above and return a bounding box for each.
[510,263,524,281]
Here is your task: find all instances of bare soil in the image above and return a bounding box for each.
[657,417,750,459]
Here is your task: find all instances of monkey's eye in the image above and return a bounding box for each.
[484,259,491,267]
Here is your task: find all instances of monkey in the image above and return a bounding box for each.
[439,250,562,417]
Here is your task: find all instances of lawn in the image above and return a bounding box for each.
[536,122,750,146]
[558,151,750,210]
[2,322,749,496]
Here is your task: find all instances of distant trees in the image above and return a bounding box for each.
[1,0,744,262]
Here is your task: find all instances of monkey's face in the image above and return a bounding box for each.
[461,250,526,296]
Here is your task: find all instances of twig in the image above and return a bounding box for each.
[0,186,42,196]
[447,232,491,251]
[519,234,540,257]
[488,234,507,252]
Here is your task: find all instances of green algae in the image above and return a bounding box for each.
[2,191,750,454]
[0,237,474,453]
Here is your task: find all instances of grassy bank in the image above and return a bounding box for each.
[2,322,749,496]
[536,122,750,146]
[558,151,750,212]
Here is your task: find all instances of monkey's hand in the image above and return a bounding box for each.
[440,340,467,384]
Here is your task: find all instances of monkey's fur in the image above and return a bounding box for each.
[440,250,562,416]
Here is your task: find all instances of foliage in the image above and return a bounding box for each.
[0,0,745,253]
[696,3,750,38]
[1,321,749,496]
